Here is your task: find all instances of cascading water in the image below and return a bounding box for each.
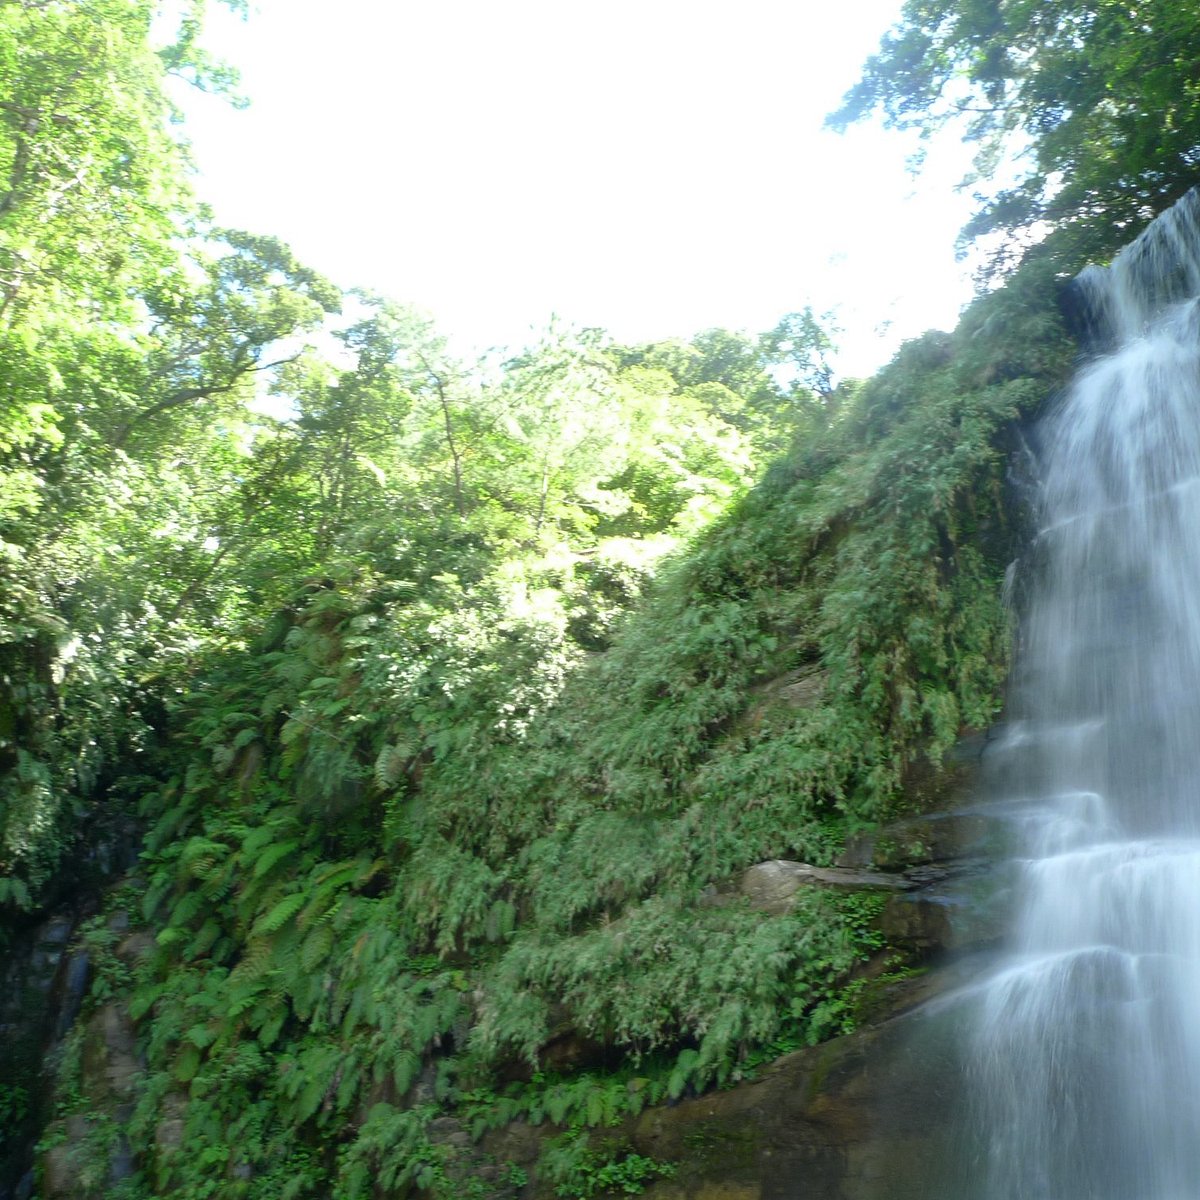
[961,189,1200,1199]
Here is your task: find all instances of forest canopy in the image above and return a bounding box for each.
[0,0,837,915]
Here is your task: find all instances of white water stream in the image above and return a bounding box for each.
[965,190,1200,1198]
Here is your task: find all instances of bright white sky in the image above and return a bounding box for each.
[175,0,978,379]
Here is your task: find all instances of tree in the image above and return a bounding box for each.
[616,315,836,462]
[116,230,340,451]
[486,325,628,541]
[0,1,336,915]
[830,0,1200,272]
[0,0,244,329]
[759,308,836,401]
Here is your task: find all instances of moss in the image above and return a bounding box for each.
[680,1124,760,1172]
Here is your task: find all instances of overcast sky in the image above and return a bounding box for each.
[173,0,979,378]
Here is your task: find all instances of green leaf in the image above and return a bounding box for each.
[300,923,334,972]
[0,878,31,910]
[251,839,301,879]
[252,893,306,937]
[184,1023,216,1050]
[174,1043,202,1083]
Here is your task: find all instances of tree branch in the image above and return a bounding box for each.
[415,351,466,518]
[114,353,300,447]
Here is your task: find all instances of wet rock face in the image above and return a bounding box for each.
[41,1115,94,1199]
[80,1004,140,1109]
[39,1004,143,1199]
[36,912,150,1200]
[629,994,969,1200]
[0,909,88,1200]
[838,809,1007,872]
[482,963,982,1200]
[0,819,140,1200]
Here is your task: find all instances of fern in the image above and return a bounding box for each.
[232,726,259,751]
[178,836,229,878]
[185,918,223,961]
[251,838,302,880]
[231,938,275,983]
[252,893,306,938]
[0,877,30,909]
[373,739,414,790]
[166,890,204,928]
[300,923,334,973]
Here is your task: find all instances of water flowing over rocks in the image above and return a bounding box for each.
[934,186,1200,1198]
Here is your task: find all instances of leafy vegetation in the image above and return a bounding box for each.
[27,257,1072,1195]
[538,1129,677,1198]
[831,0,1200,274]
[13,0,1198,1195]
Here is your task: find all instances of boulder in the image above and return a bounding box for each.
[740,861,910,917]
[80,1003,140,1107]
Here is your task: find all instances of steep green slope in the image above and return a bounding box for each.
[50,260,1075,1198]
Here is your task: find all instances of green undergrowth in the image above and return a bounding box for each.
[538,1129,677,1198]
[54,263,1075,1197]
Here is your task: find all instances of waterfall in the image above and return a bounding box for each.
[964,189,1200,1199]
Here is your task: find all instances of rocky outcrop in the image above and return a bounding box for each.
[0,910,89,1200]
[626,973,972,1200]
[740,860,909,918]
[623,804,1008,1196]
[482,959,984,1200]
[475,798,1013,1198]
[38,916,151,1200]
[737,802,1011,960]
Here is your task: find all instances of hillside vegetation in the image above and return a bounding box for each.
[5,0,1193,1195]
[26,269,1074,1196]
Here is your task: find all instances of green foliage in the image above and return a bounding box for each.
[0,0,187,325]
[4,1,1099,1191]
[335,1104,448,1199]
[831,0,1200,273]
[85,255,1073,1197]
[838,891,887,954]
[62,231,1067,1196]
[472,896,858,1083]
[0,1083,29,1136]
[539,1129,677,1199]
